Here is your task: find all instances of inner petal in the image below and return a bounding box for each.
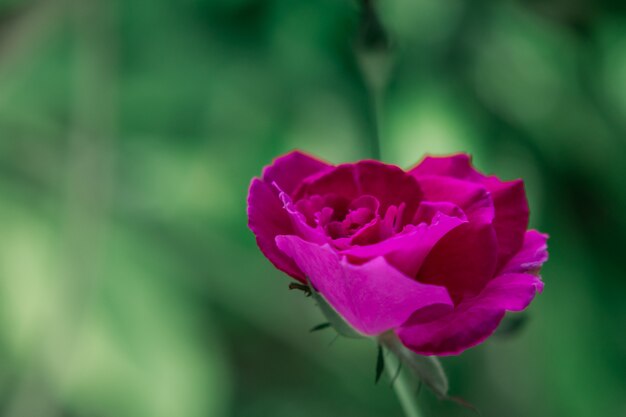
[293,160,423,229]
[325,195,379,240]
[294,194,349,227]
[350,203,406,246]
[413,201,467,225]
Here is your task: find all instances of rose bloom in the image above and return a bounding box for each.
[248,151,548,355]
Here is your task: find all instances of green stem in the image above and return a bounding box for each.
[355,0,390,161]
[358,54,385,161]
[369,85,383,160]
[384,349,423,417]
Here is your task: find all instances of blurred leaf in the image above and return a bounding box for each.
[58,227,231,417]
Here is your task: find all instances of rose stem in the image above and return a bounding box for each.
[384,349,423,417]
[356,0,390,161]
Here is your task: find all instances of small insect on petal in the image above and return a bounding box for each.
[288,282,312,296]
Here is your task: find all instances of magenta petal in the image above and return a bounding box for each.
[415,176,494,224]
[501,230,549,275]
[417,222,498,300]
[409,154,481,180]
[247,179,305,281]
[343,213,466,277]
[397,271,543,355]
[397,305,504,356]
[295,160,423,226]
[410,154,530,268]
[484,177,529,268]
[262,150,331,195]
[477,272,544,311]
[413,201,467,224]
[275,235,454,335]
[276,185,328,244]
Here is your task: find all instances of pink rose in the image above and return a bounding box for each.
[247,151,548,355]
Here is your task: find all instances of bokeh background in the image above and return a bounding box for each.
[0,0,625,416]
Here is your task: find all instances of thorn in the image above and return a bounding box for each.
[310,322,331,332]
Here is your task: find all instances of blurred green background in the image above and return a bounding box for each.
[0,0,625,416]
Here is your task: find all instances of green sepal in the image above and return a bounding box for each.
[379,332,449,399]
[375,345,385,384]
[309,322,332,332]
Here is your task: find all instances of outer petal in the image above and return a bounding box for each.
[484,177,529,269]
[343,213,466,278]
[409,154,482,181]
[294,160,423,227]
[397,272,543,355]
[417,222,498,300]
[262,150,332,195]
[500,230,549,275]
[276,235,454,335]
[397,304,505,356]
[477,272,544,311]
[248,179,305,281]
[410,154,529,267]
[248,151,331,282]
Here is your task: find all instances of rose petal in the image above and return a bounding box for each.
[409,153,482,180]
[417,221,498,301]
[410,154,529,268]
[500,230,549,275]
[415,176,494,224]
[344,213,466,278]
[484,177,529,268]
[262,150,331,195]
[413,201,467,224]
[247,179,305,281]
[476,272,544,311]
[397,272,542,355]
[294,160,423,227]
[276,185,328,244]
[397,305,505,356]
[275,235,454,335]
[347,216,385,247]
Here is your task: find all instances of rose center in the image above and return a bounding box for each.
[294,194,380,240]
